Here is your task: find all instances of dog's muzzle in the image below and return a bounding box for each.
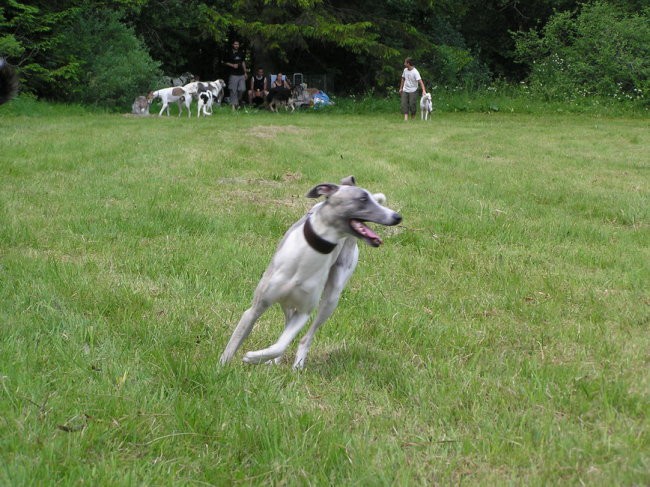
[350,212,401,247]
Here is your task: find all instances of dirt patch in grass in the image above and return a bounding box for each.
[247,125,305,139]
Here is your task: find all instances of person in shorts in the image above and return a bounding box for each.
[248,67,268,107]
[399,57,427,121]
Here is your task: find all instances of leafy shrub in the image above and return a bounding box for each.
[514,2,649,104]
[57,8,161,110]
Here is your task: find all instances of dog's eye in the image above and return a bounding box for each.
[359,196,368,202]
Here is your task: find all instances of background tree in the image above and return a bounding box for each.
[0,0,77,98]
[57,6,161,107]
[1,0,648,107]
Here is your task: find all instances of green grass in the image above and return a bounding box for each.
[1,100,648,485]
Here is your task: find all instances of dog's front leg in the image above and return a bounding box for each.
[243,312,310,364]
[293,242,359,369]
[219,302,270,364]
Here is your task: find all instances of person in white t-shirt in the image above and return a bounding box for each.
[399,57,427,121]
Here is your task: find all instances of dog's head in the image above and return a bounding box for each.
[307,180,402,247]
[422,93,431,102]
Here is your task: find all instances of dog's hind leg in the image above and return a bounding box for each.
[243,311,310,364]
[293,241,359,370]
[219,301,271,364]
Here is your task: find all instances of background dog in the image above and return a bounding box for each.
[268,91,296,112]
[0,58,19,105]
[420,92,432,120]
[131,95,151,115]
[197,90,213,117]
[149,86,192,117]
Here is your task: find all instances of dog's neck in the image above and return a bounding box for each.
[303,216,337,254]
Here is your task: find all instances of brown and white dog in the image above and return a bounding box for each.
[149,86,192,117]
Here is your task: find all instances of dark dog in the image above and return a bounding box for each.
[267,87,295,112]
[0,58,19,105]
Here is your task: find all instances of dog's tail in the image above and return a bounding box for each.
[0,58,19,105]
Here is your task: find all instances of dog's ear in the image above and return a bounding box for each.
[373,193,386,205]
[340,176,356,186]
[306,183,340,199]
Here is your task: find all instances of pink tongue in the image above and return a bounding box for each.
[351,220,382,244]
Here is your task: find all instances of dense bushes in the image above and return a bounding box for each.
[514,2,649,104]
[1,3,160,111]
[56,8,162,109]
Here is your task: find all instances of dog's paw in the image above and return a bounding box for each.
[242,353,262,364]
[243,350,280,364]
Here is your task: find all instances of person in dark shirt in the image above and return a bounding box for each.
[224,40,247,109]
[248,67,268,107]
[266,72,291,103]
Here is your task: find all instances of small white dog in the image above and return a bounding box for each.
[197,90,213,117]
[420,92,432,120]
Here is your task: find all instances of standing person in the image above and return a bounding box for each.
[224,40,247,109]
[399,57,426,121]
[248,67,268,107]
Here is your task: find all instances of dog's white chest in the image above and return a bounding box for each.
[265,231,340,310]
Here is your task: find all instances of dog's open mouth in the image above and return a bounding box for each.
[350,219,383,247]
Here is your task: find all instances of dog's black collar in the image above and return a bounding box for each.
[303,217,337,254]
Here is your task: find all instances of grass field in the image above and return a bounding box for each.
[1,101,648,485]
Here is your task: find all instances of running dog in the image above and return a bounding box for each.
[219,176,402,369]
[420,92,432,120]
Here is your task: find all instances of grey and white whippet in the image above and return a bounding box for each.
[219,176,402,369]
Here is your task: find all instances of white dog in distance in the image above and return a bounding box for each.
[420,92,432,121]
